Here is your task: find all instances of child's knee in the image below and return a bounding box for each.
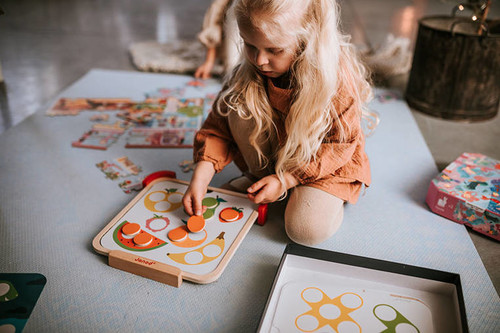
[284,186,344,245]
[285,221,329,246]
[285,209,343,246]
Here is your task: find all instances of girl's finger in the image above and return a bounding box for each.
[183,196,194,216]
[253,188,268,204]
[193,196,203,216]
[247,181,264,193]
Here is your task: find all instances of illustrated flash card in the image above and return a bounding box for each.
[0,274,46,332]
[258,245,468,333]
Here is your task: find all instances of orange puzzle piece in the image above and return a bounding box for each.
[168,226,189,242]
[187,215,206,233]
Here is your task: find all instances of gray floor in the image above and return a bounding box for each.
[0,0,498,296]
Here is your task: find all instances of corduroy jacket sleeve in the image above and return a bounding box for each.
[193,100,235,173]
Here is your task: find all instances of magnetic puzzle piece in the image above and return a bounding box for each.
[219,207,243,223]
[168,226,208,248]
[168,226,189,242]
[133,233,155,247]
[187,215,206,233]
[171,216,206,243]
[113,221,167,251]
[201,196,227,220]
[122,222,141,237]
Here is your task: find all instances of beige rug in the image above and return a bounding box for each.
[129,40,224,76]
[129,34,412,82]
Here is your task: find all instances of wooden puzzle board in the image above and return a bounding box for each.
[93,178,258,284]
[258,247,466,333]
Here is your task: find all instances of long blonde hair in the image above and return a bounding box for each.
[217,0,371,185]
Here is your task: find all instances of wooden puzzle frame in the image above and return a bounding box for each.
[92,177,258,287]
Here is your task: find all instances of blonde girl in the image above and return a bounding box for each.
[183,0,371,245]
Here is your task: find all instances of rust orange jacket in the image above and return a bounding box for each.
[194,78,371,203]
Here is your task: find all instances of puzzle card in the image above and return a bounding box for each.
[72,129,123,150]
[0,274,46,332]
[258,245,468,333]
[96,156,141,180]
[271,282,433,332]
[125,128,197,148]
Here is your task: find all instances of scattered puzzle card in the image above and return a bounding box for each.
[47,98,135,116]
[118,176,144,194]
[72,129,123,150]
[89,113,110,122]
[272,282,433,332]
[92,177,259,287]
[0,274,46,332]
[125,128,197,148]
[258,245,468,333]
[96,156,141,180]
[48,78,221,149]
[145,87,186,99]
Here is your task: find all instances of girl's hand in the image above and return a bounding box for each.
[194,62,213,79]
[183,161,216,216]
[194,47,216,79]
[247,173,299,204]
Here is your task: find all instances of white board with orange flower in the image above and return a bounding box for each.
[92,176,259,287]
